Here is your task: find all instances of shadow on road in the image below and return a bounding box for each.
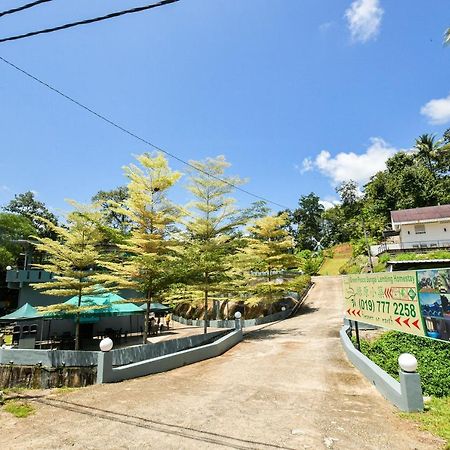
[296,303,319,316]
[24,396,297,450]
[244,328,299,341]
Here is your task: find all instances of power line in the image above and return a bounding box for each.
[0,0,180,44]
[0,0,53,18]
[0,56,291,210]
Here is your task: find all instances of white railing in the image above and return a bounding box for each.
[372,240,450,256]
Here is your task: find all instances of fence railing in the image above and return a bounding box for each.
[372,240,450,256]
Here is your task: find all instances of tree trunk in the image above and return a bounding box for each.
[143,298,150,344]
[75,290,81,350]
[203,290,208,334]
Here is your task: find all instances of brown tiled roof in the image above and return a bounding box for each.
[391,205,450,223]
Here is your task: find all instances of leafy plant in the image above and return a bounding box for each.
[361,331,450,397]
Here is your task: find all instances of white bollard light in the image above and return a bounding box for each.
[398,353,418,373]
[234,311,242,319]
[99,337,113,352]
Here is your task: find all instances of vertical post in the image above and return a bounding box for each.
[362,216,374,272]
[398,353,424,412]
[234,311,242,330]
[97,351,113,384]
[354,320,361,352]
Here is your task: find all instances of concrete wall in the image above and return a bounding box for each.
[399,221,450,245]
[340,325,423,412]
[98,329,243,384]
[0,330,228,368]
[172,308,292,329]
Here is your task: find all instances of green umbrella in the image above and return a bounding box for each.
[0,303,40,321]
[140,302,172,313]
[61,292,143,319]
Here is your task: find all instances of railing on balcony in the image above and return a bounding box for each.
[371,239,450,256]
[6,269,53,284]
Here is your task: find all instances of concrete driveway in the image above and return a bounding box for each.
[0,276,443,449]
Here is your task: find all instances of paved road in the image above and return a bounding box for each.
[1,277,442,449]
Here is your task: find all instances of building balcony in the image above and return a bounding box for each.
[6,269,53,288]
[371,239,450,257]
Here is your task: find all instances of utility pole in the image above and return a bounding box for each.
[362,216,374,272]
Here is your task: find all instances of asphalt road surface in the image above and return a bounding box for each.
[0,276,443,449]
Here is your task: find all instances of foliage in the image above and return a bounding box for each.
[286,274,311,297]
[0,212,37,269]
[180,156,246,329]
[3,401,35,418]
[287,193,325,250]
[239,214,296,306]
[31,205,107,350]
[403,397,450,449]
[97,153,182,343]
[91,186,131,234]
[296,249,323,275]
[390,251,450,262]
[3,191,58,238]
[360,331,450,397]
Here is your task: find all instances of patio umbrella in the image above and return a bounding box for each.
[140,302,172,313]
[0,303,40,321]
[61,292,144,319]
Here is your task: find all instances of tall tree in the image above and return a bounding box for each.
[3,191,58,238]
[182,156,246,333]
[290,193,325,250]
[0,213,36,269]
[97,153,182,344]
[31,206,106,350]
[91,186,131,234]
[239,214,296,308]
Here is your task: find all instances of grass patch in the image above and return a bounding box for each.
[52,387,78,395]
[319,243,353,275]
[319,257,349,275]
[402,397,450,449]
[3,401,35,418]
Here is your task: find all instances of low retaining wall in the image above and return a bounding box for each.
[340,325,423,412]
[0,330,228,368]
[173,309,292,329]
[173,284,313,329]
[98,328,243,384]
[0,365,96,389]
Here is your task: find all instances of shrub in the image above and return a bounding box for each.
[361,331,450,397]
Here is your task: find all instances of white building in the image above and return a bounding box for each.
[372,205,450,255]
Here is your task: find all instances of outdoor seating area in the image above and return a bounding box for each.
[0,294,173,351]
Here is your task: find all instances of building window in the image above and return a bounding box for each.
[445,228,447,232]
[414,224,426,234]
[407,230,410,235]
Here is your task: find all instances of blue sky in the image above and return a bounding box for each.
[0,0,449,216]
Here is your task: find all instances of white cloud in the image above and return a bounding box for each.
[299,157,313,174]
[345,0,383,43]
[420,94,450,125]
[300,137,399,185]
[320,199,340,210]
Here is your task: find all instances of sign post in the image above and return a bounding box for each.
[343,268,450,343]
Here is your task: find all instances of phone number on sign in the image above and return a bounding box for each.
[356,299,417,317]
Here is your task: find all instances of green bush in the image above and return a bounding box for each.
[361,331,450,397]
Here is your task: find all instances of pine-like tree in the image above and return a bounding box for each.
[239,213,296,309]
[98,153,182,344]
[31,206,106,350]
[182,156,246,333]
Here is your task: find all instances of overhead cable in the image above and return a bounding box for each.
[0,56,290,210]
[0,0,53,19]
[0,0,180,44]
